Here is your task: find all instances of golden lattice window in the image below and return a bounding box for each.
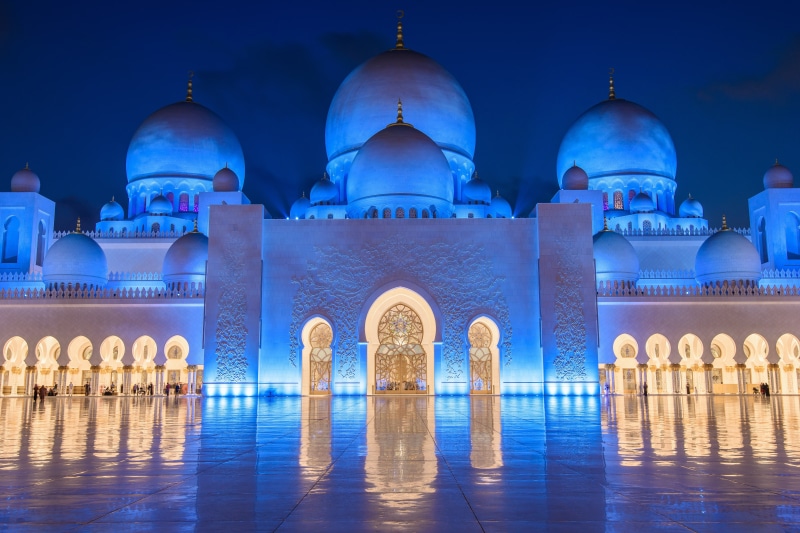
[309,323,332,394]
[468,322,492,349]
[378,304,423,346]
[469,322,493,393]
[375,304,426,393]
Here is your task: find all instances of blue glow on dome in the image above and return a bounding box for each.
[127,101,245,189]
[556,99,677,188]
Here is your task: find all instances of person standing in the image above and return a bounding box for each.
[643,382,648,396]
[39,385,46,401]
[33,384,38,402]
[68,382,73,397]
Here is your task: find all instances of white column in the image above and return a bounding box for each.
[90,366,101,396]
[122,366,133,395]
[155,365,165,396]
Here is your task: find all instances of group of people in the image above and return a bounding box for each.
[755,382,771,396]
[164,382,184,396]
[131,383,155,396]
[31,383,57,400]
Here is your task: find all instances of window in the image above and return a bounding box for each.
[2,216,20,263]
[179,193,189,212]
[613,191,624,210]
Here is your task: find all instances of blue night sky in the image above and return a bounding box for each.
[1,0,799,229]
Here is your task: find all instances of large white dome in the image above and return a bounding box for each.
[557,99,677,188]
[593,228,640,283]
[127,100,245,189]
[346,119,453,217]
[163,230,209,289]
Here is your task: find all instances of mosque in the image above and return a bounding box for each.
[1,18,800,399]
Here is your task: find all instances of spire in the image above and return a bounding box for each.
[395,10,405,49]
[192,218,199,233]
[186,71,194,102]
[389,98,412,127]
[322,172,329,181]
[603,217,609,231]
[775,158,780,165]
[608,67,616,100]
[495,190,501,198]
[721,215,729,230]
[24,162,30,170]
[74,218,82,234]
[111,195,115,202]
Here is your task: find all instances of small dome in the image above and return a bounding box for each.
[212,166,239,192]
[100,197,124,221]
[163,229,209,288]
[462,173,491,205]
[593,227,640,283]
[695,219,761,285]
[290,193,310,220]
[562,164,589,190]
[678,195,703,218]
[43,225,108,288]
[148,194,173,215]
[763,161,793,189]
[346,118,453,216]
[10,164,40,193]
[310,174,338,205]
[629,192,655,213]
[490,191,512,218]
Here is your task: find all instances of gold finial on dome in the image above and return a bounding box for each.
[775,158,780,165]
[301,191,306,198]
[24,162,30,170]
[721,214,729,230]
[192,218,199,233]
[496,190,501,198]
[389,98,412,127]
[186,71,194,102]
[395,10,405,49]
[603,217,609,231]
[74,218,82,234]
[608,67,616,100]
[688,193,693,200]
[111,195,115,202]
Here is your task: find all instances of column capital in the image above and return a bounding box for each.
[735,363,747,369]
[768,363,780,369]
[187,365,198,371]
[58,365,69,371]
[155,365,165,371]
[90,365,101,371]
[122,365,134,371]
[637,363,648,369]
[703,364,714,370]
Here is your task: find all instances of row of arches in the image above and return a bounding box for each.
[1,217,46,266]
[601,188,676,214]
[1,334,198,396]
[361,207,437,219]
[606,332,800,395]
[299,288,502,395]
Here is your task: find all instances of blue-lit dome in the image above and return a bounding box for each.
[10,164,40,193]
[326,44,475,191]
[562,164,589,190]
[678,195,703,218]
[593,228,640,283]
[556,99,677,188]
[212,166,239,192]
[463,173,491,205]
[148,194,173,215]
[629,192,655,213]
[163,230,208,288]
[763,161,793,189]
[43,227,108,288]
[346,119,453,217]
[100,197,124,221]
[310,174,338,205]
[127,100,245,189]
[695,221,761,285]
[490,191,512,218]
[290,193,310,220]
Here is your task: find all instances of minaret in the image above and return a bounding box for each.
[608,68,616,100]
[395,10,405,50]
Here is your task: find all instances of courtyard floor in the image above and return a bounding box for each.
[1,394,799,531]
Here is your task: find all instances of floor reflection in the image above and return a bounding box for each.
[3,394,800,529]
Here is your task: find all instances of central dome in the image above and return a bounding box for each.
[556,99,677,187]
[326,49,475,163]
[346,119,454,217]
[127,100,245,189]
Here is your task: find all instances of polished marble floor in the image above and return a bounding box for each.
[2,394,800,531]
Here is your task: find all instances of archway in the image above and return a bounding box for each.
[612,334,639,393]
[164,335,189,393]
[743,333,770,389]
[645,334,671,393]
[2,336,27,395]
[67,336,93,393]
[677,334,703,394]
[468,318,501,394]
[364,287,436,395]
[132,336,157,392]
[776,334,800,393]
[301,318,333,395]
[710,333,736,393]
[34,336,60,390]
[99,336,125,393]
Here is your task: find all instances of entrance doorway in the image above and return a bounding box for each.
[375,304,427,394]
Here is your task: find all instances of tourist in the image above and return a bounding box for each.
[85,383,90,396]
[175,382,180,396]
[642,382,648,396]
[32,384,38,401]
[165,383,170,396]
[68,382,73,396]
[39,385,46,401]
[148,383,153,395]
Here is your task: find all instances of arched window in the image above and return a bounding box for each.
[375,304,426,393]
[421,209,430,219]
[151,222,160,233]
[613,191,624,210]
[370,208,378,219]
[602,192,609,211]
[2,216,20,263]
[178,193,189,212]
[35,220,46,267]
[409,208,417,219]
[642,220,652,233]
[309,323,333,394]
[396,207,404,219]
[758,217,768,263]
[193,194,200,213]
[628,190,636,204]
[166,192,175,209]
[785,212,800,259]
[383,208,391,219]
[469,322,492,393]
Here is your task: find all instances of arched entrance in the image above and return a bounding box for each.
[301,319,333,395]
[364,287,436,395]
[468,318,501,394]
